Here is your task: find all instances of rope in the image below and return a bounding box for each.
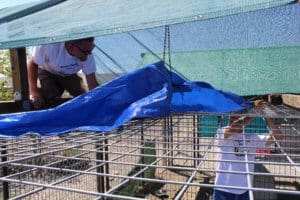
[163,25,172,76]
[127,32,189,80]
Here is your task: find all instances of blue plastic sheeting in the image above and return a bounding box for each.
[0,62,252,137]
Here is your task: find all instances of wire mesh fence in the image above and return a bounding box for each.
[0,104,299,200]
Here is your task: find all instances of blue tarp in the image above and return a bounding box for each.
[0,61,252,137]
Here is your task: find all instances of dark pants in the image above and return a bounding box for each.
[38,68,87,101]
[213,190,250,200]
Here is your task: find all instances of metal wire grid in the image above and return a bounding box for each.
[0,104,299,200]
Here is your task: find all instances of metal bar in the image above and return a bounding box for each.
[96,135,104,193]
[1,140,9,200]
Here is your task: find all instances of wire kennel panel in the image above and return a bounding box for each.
[0,104,299,200]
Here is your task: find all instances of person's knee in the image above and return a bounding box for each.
[38,69,64,100]
[63,74,88,97]
[40,87,63,101]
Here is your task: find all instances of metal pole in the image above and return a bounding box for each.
[140,119,145,178]
[1,139,9,200]
[96,136,104,194]
[163,118,167,166]
[104,138,109,192]
[169,116,174,166]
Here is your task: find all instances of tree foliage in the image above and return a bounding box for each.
[0,50,11,76]
[0,50,13,101]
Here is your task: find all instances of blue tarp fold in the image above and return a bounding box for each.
[0,61,252,137]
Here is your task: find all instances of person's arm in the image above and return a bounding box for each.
[223,100,263,138]
[85,73,99,90]
[265,118,283,146]
[27,58,43,109]
[224,116,254,138]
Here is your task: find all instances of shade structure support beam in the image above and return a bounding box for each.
[9,48,30,111]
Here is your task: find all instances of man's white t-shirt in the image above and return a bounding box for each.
[32,42,96,77]
[215,127,269,194]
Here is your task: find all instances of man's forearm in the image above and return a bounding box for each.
[266,118,283,140]
[86,73,99,90]
[266,118,283,145]
[27,59,39,94]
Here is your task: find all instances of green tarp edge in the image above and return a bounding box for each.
[0,0,295,49]
[139,46,300,96]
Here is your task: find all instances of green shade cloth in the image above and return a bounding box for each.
[0,0,294,49]
[199,116,268,137]
[0,0,65,23]
[139,46,300,96]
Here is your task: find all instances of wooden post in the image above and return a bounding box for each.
[9,48,30,111]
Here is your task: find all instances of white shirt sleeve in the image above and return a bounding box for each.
[252,134,269,148]
[216,127,226,146]
[32,45,47,65]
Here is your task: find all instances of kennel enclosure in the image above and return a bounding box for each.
[1,103,299,199]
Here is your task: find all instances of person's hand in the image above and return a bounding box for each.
[254,100,266,107]
[29,91,44,109]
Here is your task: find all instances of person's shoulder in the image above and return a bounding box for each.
[217,126,229,134]
[37,42,64,50]
[218,126,230,130]
[46,42,64,49]
[245,133,266,140]
[43,42,66,56]
[256,134,269,140]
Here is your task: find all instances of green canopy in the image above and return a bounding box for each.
[139,46,300,96]
[0,0,298,96]
[0,0,294,49]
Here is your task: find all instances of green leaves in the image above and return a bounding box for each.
[0,50,13,101]
[0,50,11,76]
